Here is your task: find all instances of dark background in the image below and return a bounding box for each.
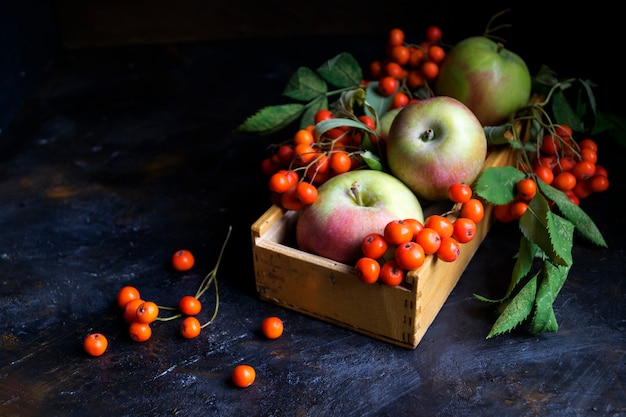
[2,1,623,134]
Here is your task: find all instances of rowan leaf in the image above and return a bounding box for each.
[519,194,574,267]
[552,90,583,131]
[361,150,383,171]
[316,52,362,88]
[531,260,570,334]
[474,166,525,205]
[537,179,607,247]
[283,67,327,101]
[486,274,537,338]
[508,236,539,298]
[236,103,305,135]
[364,81,395,120]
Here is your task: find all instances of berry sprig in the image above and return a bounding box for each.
[369,26,445,103]
[83,226,233,356]
[354,183,484,286]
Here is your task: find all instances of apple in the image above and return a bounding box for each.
[378,107,402,140]
[386,96,487,201]
[295,169,424,265]
[434,36,532,127]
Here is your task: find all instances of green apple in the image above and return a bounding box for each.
[386,96,487,201]
[434,36,532,126]
[378,107,402,140]
[295,169,424,265]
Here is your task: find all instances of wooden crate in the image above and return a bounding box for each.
[251,146,515,349]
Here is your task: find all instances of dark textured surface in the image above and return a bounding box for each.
[1,29,625,417]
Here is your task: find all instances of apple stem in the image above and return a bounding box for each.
[420,128,435,142]
[496,42,504,53]
[350,181,363,206]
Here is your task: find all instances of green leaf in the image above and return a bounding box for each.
[283,67,328,101]
[314,117,375,138]
[597,112,626,148]
[531,260,570,334]
[335,88,366,116]
[537,179,607,247]
[364,82,395,120]
[487,274,538,338]
[316,52,362,88]
[552,90,583,131]
[518,193,574,267]
[361,150,383,171]
[474,166,525,205]
[300,96,328,129]
[236,103,305,135]
[508,236,539,298]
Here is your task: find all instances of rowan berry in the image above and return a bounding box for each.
[261,316,284,339]
[314,109,334,123]
[402,218,424,241]
[378,76,398,97]
[571,160,596,181]
[516,178,537,201]
[588,174,609,192]
[448,182,472,203]
[123,298,145,323]
[179,295,202,316]
[579,138,598,152]
[388,28,405,47]
[415,227,441,255]
[135,301,159,324]
[553,172,577,191]
[361,233,389,259]
[295,182,318,205]
[293,128,315,146]
[180,316,202,339]
[355,257,380,284]
[493,203,515,223]
[436,237,461,262]
[280,186,304,211]
[129,322,152,342]
[427,45,445,63]
[407,70,426,88]
[424,215,453,239]
[460,198,485,224]
[83,333,108,357]
[533,165,554,185]
[384,61,404,79]
[540,134,560,155]
[172,249,195,271]
[379,259,405,287]
[392,92,410,109]
[421,61,439,80]
[384,219,413,245]
[509,201,529,219]
[232,365,256,388]
[117,285,141,310]
[452,218,477,244]
[425,25,443,43]
[394,241,425,270]
[390,45,410,66]
[329,151,352,175]
[580,148,598,164]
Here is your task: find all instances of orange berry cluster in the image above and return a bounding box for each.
[369,26,445,105]
[494,124,609,222]
[262,109,376,211]
[354,183,485,286]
